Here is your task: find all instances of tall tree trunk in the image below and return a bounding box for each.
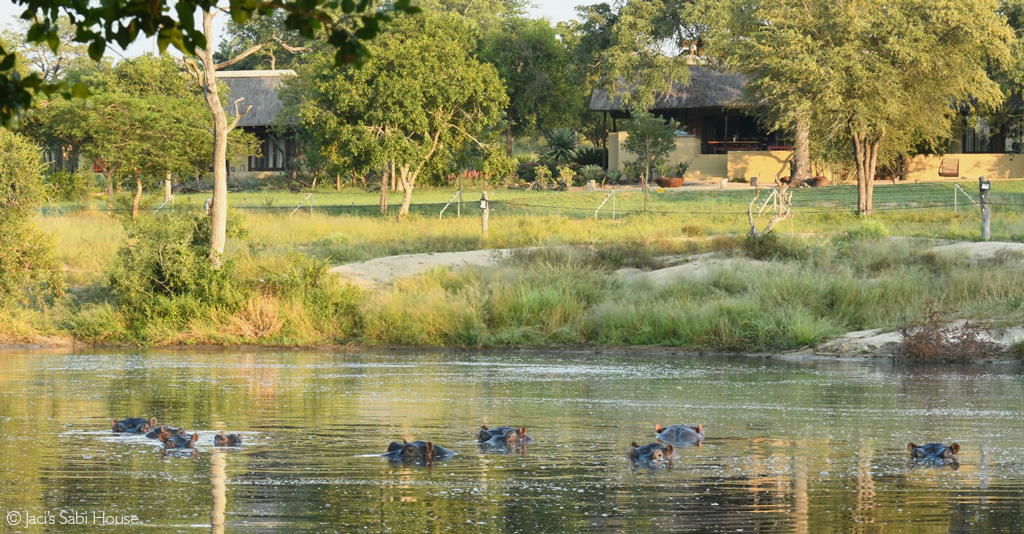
[335,173,341,191]
[105,172,115,212]
[132,176,142,218]
[506,124,513,156]
[379,169,388,215]
[852,133,881,217]
[398,164,415,218]
[199,9,230,268]
[793,107,811,183]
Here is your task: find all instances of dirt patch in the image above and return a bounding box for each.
[928,241,1024,261]
[328,249,515,288]
[614,253,768,287]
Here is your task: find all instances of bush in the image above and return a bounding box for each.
[0,130,64,303]
[545,128,577,164]
[45,169,95,202]
[516,159,540,182]
[579,165,603,185]
[898,304,996,359]
[107,212,248,333]
[573,146,603,166]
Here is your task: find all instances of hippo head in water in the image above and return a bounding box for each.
[112,417,158,434]
[478,425,531,446]
[145,425,185,440]
[161,432,200,450]
[384,440,455,464]
[628,442,674,465]
[213,432,243,447]
[908,442,960,461]
[655,423,704,445]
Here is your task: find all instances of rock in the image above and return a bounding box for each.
[585,180,597,191]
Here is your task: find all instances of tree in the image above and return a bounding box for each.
[0,129,63,302]
[288,11,507,218]
[27,55,225,216]
[478,17,577,154]
[709,0,1011,216]
[703,0,818,185]
[622,111,678,212]
[1,16,90,83]
[215,11,308,71]
[594,0,702,110]
[1,0,417,128]
[179,8,312,266]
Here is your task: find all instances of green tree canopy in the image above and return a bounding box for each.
[287,11,507,217]
[0,0,417,127]
[479,16,579,148]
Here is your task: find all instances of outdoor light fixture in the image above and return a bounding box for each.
[479,195,488,210]
[980,177,991,191]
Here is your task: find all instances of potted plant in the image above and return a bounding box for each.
[657,160,689,188]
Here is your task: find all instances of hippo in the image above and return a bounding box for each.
[145,425,185,440]
[908,442,960,467]
[477,425,533,446]
[213,432,243,447]
[383,440,456,464]
[112,417,157,434]
[628,442,674,465]
[655,423,704,445]
[161,432,200,450]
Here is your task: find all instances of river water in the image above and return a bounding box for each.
[1,350,1022,533]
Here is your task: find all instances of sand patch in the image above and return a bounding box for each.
[328,249,514,288]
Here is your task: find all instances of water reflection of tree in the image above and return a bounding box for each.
[211,450,226,534]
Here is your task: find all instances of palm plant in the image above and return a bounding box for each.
[545,128,578,164]
[605,169,623,186]
[580,164,603,184]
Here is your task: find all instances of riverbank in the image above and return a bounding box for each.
[5,229,1024,359]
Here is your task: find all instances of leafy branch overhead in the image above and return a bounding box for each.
[0,0,419,127]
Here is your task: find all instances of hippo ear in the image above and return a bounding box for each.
[161,425,169,433]
[481,425,488,431]
[111,419,118,429]
[631,441,640,447]
[655,423,664,433]
[697,424,703,434]
[518,426,527,437]
[666,444,674,454]
[190,433,200,444]
[907,443,917,451]
[149,418,158,428]
[950,443,960,455]
[425,441,434,457]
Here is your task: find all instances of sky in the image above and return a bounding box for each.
[0,1,592,60]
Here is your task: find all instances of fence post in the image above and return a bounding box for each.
[164,173,172,202]
[979,176,991,241]
[480,191,489,239]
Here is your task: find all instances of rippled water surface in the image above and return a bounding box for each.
[1,350,1023,533]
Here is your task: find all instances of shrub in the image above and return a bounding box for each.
[898,304,996,359]
[516,159,540,182]
[0,130,64,303]
[534,165,553,189]
[557,165,576,189]
[107,212,248,333]
[579,165,603,185]
[573,146,603,166]
[45,169,94,202]
[545,128,577,164]
[605,169,624,186]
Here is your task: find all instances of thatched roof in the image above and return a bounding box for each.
[219,70,296,128]
[589,66,747,112]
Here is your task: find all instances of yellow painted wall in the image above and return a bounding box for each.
[727,151,797,182]
[607,132,701,172]
[906,153,1024,181]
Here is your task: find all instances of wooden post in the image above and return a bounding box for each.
[481,191,489,239]
[979,176,991,241]
[164,173,172,201]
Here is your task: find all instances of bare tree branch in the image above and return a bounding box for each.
[227,97,252,131]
